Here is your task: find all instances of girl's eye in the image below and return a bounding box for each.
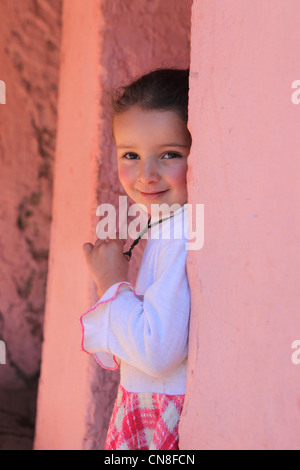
[162,152,181,159]
[122,153,139,160]
[121,151,181,160]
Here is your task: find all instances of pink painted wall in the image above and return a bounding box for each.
[179,0,300,450]
[34,0,192,450]
[3,0,299,451]
[83,0,192,449]
[33,0,101,450]
[0,0,61,385]
[0,0,62,449]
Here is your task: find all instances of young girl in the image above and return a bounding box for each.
[81,68,192,450]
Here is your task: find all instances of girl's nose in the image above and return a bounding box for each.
[137,160,160,184]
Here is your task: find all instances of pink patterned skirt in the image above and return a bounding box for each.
[105,385,185,450]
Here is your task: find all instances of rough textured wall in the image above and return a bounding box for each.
[88,0,193,450]
[34,0,192,450]
[0,0,62,450]
[98,0,193,208]
[33,0,103,450]
[179,0,300,450]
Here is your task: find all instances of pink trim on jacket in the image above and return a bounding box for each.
[80,282,144,371]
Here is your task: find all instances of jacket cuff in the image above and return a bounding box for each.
[80,282,142,370]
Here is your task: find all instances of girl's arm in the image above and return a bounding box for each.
[81,237,190,377]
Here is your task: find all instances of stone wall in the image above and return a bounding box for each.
[179,0,300,450]
[0,0,62,449]
[0,0,192,450]
[88,0,193,450]
[33,0,192,450]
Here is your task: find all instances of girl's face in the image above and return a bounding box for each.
[113,105,191,215]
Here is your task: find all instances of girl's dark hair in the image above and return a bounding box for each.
[111,68,190,127]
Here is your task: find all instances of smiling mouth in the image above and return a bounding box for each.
[139,190,168,195]
[138,189,168,199]
[140,190,167,194]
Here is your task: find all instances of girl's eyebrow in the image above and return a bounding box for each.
[117,143,190,149]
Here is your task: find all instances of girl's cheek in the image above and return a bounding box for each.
[168,162,187,186]
[117,164,135,187]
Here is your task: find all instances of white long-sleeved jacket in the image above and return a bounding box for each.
[81,203,191,394]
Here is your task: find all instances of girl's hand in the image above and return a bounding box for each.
[82,233,130,298]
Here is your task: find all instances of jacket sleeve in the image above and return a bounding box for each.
[80,238,191,377]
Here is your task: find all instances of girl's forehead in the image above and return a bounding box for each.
[113,105,180,123]
[113,106,190,145]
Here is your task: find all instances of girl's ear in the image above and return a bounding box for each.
[186,126,192,146]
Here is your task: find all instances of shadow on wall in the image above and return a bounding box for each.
[0,0,63,450]
[0,0,193,450]
[0,80,6,104]
[85,0,193,449]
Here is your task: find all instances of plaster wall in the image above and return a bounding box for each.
[0,0,62,449]
[179,0,300,450]
[34,0,192,450]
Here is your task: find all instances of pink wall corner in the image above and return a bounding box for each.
[180,0,300,450]
[0,0,62,450]
[33,0,193,451]
[33,0,102,450]
[0,0,61,388]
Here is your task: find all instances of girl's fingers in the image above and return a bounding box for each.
[83,235,123,256]
[82,242,94,255]
[116,231,126,246]
[94,238,105,247]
